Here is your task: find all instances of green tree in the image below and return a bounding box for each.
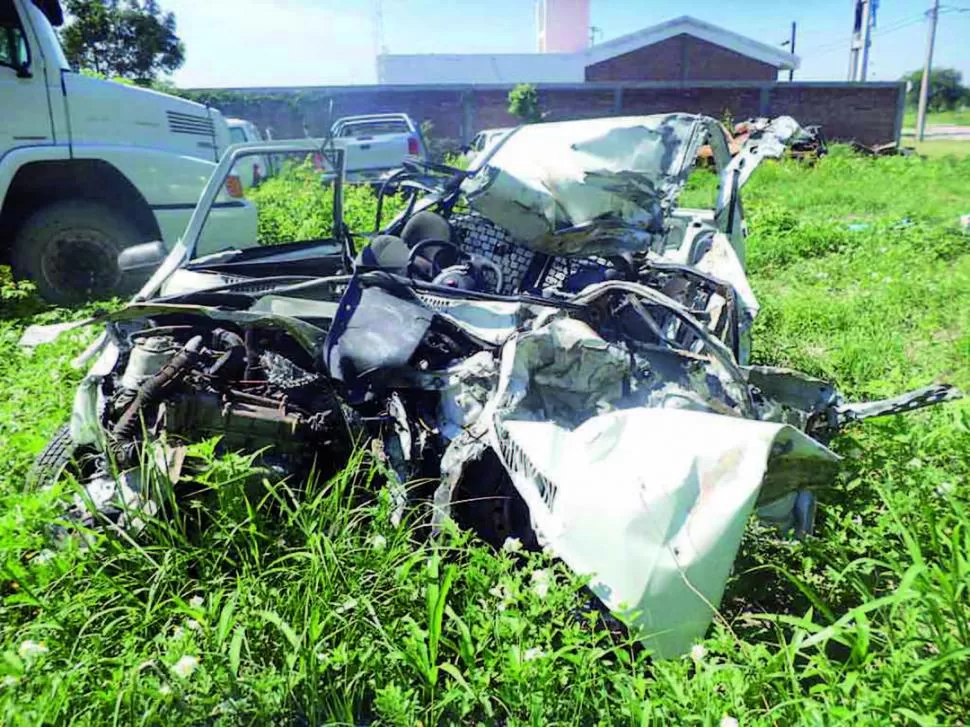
[902,68,966,111]
[61,0,184,85]
[508,83,543,124]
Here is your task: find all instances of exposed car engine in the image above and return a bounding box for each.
[62,323,354,529]
[117,325,351,462]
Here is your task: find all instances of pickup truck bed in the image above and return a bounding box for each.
[326,114,427,182]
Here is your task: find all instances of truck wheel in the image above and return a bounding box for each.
[11,200,146,304]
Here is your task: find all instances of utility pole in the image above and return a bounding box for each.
[916,0,941,142]
[788,21,797,81]
[858,0,874,81]
[847,0,874,81]
[848,0,861,80]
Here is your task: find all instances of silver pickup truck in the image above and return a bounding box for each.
[323,113,429,183]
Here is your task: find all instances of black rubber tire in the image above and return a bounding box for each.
[10,200,147,304]
[27,424,78,492]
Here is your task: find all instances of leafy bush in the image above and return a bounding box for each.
[508,83,542,124]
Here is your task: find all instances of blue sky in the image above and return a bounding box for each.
[164,0,970,88]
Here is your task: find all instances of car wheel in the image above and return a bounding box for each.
[27,424,79,492]
[11,200,146,305]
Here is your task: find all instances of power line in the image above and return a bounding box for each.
[872,14,931,37]
[797,10,933,58]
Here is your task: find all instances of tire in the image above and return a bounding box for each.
[27,424,78,492]
[28,424,123,533]
[11,200,148,305]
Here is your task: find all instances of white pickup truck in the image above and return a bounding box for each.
[322,114,428,183]
[0,0,257,303]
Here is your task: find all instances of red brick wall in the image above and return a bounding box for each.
[767,85,897,143]
[585,34,778,82]
[621,87,762,120]
[206,82,902,149]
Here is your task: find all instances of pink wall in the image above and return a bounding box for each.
[537,0,590,53]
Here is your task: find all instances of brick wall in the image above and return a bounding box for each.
[201,82,903,149]
[585,35,778,82]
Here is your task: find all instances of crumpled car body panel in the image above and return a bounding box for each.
[462,114,712,256]
[498,409,837,657]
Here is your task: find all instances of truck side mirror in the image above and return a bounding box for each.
[15,63,32,79]
[118,241,168,273]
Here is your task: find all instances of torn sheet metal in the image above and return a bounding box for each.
[451,309,844,657]
[462,114,714,256]
[492,408,838,657]
[715,116,815,216]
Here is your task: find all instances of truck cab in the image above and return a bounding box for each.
[0,0,257,303]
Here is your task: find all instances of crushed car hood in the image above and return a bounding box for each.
[462,114,812,258]
[462,114,711,256]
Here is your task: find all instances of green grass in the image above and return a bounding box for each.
[903,107,970,129]
[911,139,970,159]
[1,148,969,724]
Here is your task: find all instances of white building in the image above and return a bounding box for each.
[377,12,798,86]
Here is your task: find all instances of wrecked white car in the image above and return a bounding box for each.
[24,116,959,658]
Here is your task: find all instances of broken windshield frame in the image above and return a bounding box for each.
[134,141,347,303]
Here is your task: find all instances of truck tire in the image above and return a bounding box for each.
[11,200,147,304]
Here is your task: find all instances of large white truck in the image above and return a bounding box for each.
[0,0,256,303]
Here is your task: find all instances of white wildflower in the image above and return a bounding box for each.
[188,596,204,609]
[720,716,739,727]
[171,625,185,639]
[522,646,546,662]
[530,569,551,599]
[369,534,387,550]
[32,549,56,565]
[185,619,201,632]
[907,457,923,470]
[689,644,707,663]
[170,655,199,679]
[935,481,955,497]
[18,640,48,660]
[335,597,358,615]
[489,583,513,611]
[158,683,172,696]
[502,537,522,553]
[1,675,19,689]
